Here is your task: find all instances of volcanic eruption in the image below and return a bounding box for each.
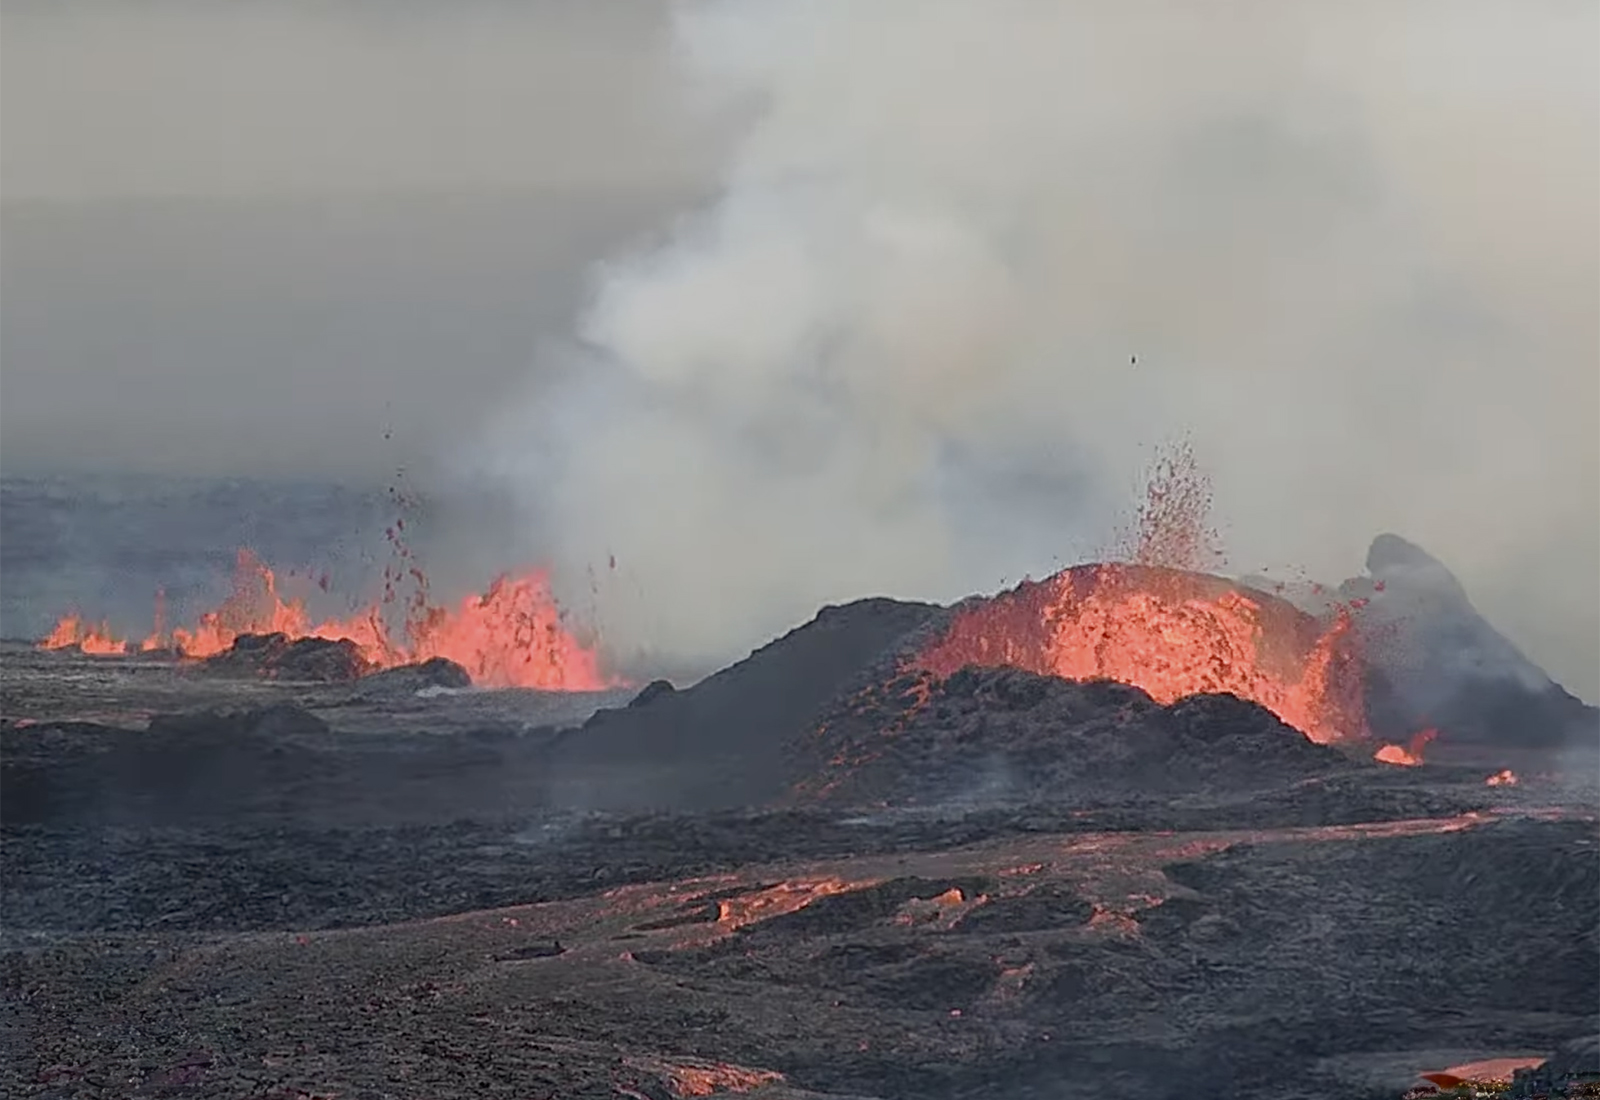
[915,563,1366,745]
[39,548,612,691]
[914,441,1369,745]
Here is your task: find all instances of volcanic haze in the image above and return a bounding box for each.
[472,1,1597,699]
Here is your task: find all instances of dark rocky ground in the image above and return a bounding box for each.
[3,582,1598,1100]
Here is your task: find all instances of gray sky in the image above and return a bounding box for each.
[2,1,1597,701]
[3,2,717,202]
[2,0,724,479]
[0,190,704,478]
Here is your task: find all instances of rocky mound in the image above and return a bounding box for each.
[916,562,1364,746]
[1344,534,1598,751]
[201,631,372,682]
[539,538,1596,811]
[355,655,473,695]
[790,667,1356,807]
[0,703,562,828]
[143,701,333,740]
[1,704,328,825]
[200,633,479,695]
[544,597,943,811]
[1531,1033,1600,1092]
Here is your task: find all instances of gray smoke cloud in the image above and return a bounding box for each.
[476,0,1599,698]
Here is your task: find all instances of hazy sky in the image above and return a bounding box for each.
[2,1,1597,700]
[2,0,725,478]
[3,2,718,202]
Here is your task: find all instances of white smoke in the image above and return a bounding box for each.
[477,0,1599,694]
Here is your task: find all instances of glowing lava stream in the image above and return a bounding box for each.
[39,549,614,691]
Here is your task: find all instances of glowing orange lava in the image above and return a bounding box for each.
[1485,769,1519,787]
[910,439,1376,744]
[39,548,613,691]
[918,563,1367,744]
[661,1062,785,1098]
[41,614,127,656]
[1435,1057,1544,1083]
[1116,437,1225,573]
[713,878,864,931]
[1374,727,1437,767]
[622,1057,785,1098]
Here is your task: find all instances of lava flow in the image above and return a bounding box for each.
[39,549,612,691]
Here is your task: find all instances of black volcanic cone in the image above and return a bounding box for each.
[789,666,1352,808]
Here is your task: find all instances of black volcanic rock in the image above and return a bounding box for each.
[628,679,677,708]
[2,705,333,826]
[202,631,371,682]
[145,702,332,740]
[541,579,1380,813]
[357,656,472,694]
[792,667,1353,808]
[548,597,944,810]
[1341,534,1598,750]
[1540,1033,1600,1084]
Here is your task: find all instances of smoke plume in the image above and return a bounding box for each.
[477,0,1599,695]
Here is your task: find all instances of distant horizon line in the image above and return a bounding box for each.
[0,179,719,213]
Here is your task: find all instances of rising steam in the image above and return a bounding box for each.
[478,0,1598,691]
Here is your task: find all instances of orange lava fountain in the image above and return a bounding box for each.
[917,563,1367,744]
[40,615,127,657]
[39,549,613,691]
[914,439,1369,744]
[1116,437,1225,573]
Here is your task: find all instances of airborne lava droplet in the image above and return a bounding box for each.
[915,442,1370,743]
[1116,437,1224,573]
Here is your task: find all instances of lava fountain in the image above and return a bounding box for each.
[40,615,128,657]
[39,549,613,691]
[1372,727,1437,767]
[916,563,1368,744]
[915,440,1369,744]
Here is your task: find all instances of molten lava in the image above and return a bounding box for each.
[1374,727,1437,767]
[621,1057,785,1098]
[41,615,126,656]
[1485,769,1519,787]
[917,563,1367,744]
[912,438,1374,744]
[39,548,612,691]
[1116,437,1225,573]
